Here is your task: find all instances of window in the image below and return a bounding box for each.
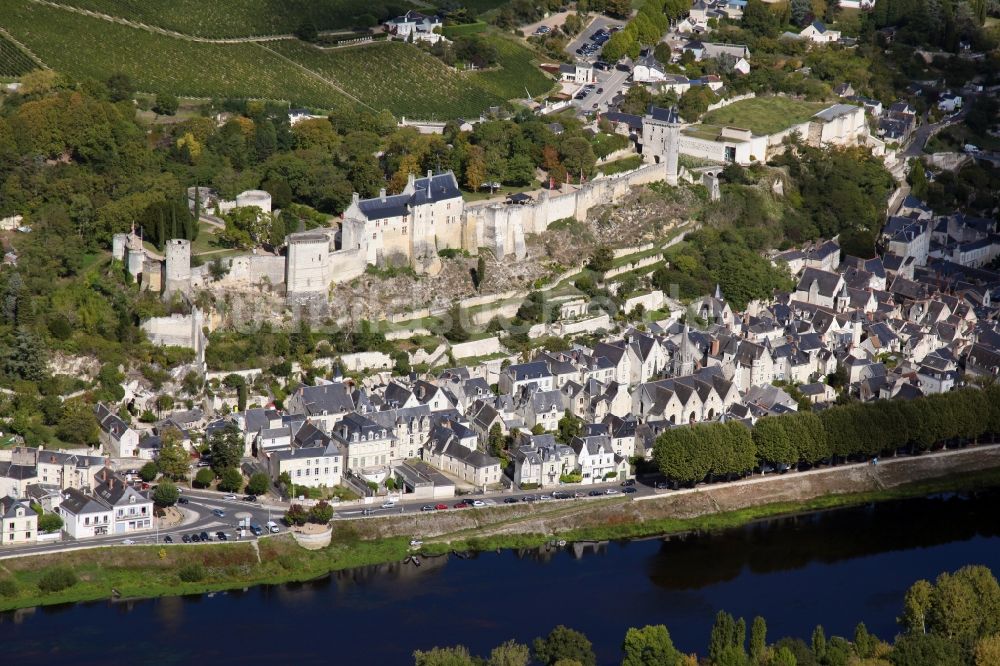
[314,468,319,476]
[296,469,302,477]
[324,468,329,475]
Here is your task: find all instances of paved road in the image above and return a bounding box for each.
[570,67,630,114]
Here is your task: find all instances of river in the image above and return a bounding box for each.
[4,490,1000,665]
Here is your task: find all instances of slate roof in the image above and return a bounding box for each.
[646,105,680,123]
[294,383,355,416]
[59,488,108,515]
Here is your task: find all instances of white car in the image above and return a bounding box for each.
[605,489,620,495]
[471,500,485,507]
[223,494,237,500]
[122,538,136,545]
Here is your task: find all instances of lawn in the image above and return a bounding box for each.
[598,155,643,176]
[701,96,829,136]
[0,33,37,76]
[53,0,419,38]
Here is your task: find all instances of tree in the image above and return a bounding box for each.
[974,634,1000,666]
[557,411,583,444]
[560,137,597,181]
[476,254,487,290]
[487,640,530,666]
[209,423,245,473]
[153,480,180,506]
[742,0,779,37]
[217,467,244,493]
[678,87,717,122]
[56,399,99,445]
[533,626,596,666]
[790,0,812,24]
[443,304,470,343]
[413,646,475,666]
[295,18,319,41]
[285,503,308,526]
[105,73,135,103]
[587,246,614,273]
[153,93,179,116]
[890,633,963,666]
[308,500,334,524]
[246,472,270,496]
[487,422,506,457]
[854,622,875,659]
[750,616,767,663]
[926,566,1000,648]
[139,462,159,482]
[900,579,933,635]
[4,330,47,382]
[811,625,827,660]
[466,146,487,192]
[157,429,191,480]
[908,159,929,200]
[622,625,683,666]
[38,513,63,533]
[194,467,215,488]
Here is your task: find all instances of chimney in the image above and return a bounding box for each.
[379,188,386,201]
[427,169,433,180]
[710,338,720,356]
[351,192,359,205]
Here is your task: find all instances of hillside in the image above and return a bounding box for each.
[1,0,554,117]
[46,0,422,38]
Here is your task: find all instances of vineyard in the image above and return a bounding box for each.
[1,0,553,117]
[268,36,552,118]
[3,0,354,108]
[0,34,37,77]
[50,0,420,38]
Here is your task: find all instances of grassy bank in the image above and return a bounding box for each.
[3,466,1000,613]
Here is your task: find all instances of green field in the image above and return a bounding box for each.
[2,0,552,117]
[53,0,417,38]
[0,34,36,76]
[701,96,829,135]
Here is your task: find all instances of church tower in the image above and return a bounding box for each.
[673,322,696,377]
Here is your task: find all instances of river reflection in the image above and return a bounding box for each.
[3,491,999,665]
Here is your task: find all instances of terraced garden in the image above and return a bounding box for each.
[0,34,37,76]
[2,0,552,117]
[51,0,418,38]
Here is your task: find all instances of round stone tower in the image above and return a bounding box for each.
[164,238,192,295]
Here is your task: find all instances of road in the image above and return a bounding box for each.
[569,67,630,114]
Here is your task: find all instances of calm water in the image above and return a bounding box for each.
[4,491,1000,665]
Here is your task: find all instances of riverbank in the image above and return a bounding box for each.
[2,445,1000,613]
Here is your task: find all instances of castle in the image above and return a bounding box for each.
[116,120,682,307]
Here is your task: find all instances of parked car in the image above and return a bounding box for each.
[122,538,136,545]
[163,535,173,543]
[182,534,192,543]
[435,503,448,510]
[216,531,228,541]
[588,490,603,496]
[381,501,398,509]
[654,481,669,490]
[223,494,237,501]
[621,479,636,487]
[623,487,638,494]
[453,501,469,508]
[472,500,486,507]
[597,87,604,93]
[605,488,620,495]
[243,495,257,503]
[504,497,519,504]
[250,524,263,536]
[189,533,199,543]
[521,495,536,502]
[266,521,280,533]
[199,531,211,541]
[212,508,226,518]
[573,491,586,498]
[539,495,552,501]
[178,497,190,504]
[421,504,435,512]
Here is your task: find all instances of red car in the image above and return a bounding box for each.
[453,501,469,509]
[435,503,448,510]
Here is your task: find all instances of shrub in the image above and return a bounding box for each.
[177,564,205,582]
[217,467,244,493]
[246,472,270,496]
[193,467,215,488]
[153,481,180,506]
[285,504,308,526]
[308,501,334,524]
[0,579,17,597]
[37,567,78,593]
[139,462,159,482]
[38,513,63,533]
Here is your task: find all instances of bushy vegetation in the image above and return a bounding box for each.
[36,567,78,593]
